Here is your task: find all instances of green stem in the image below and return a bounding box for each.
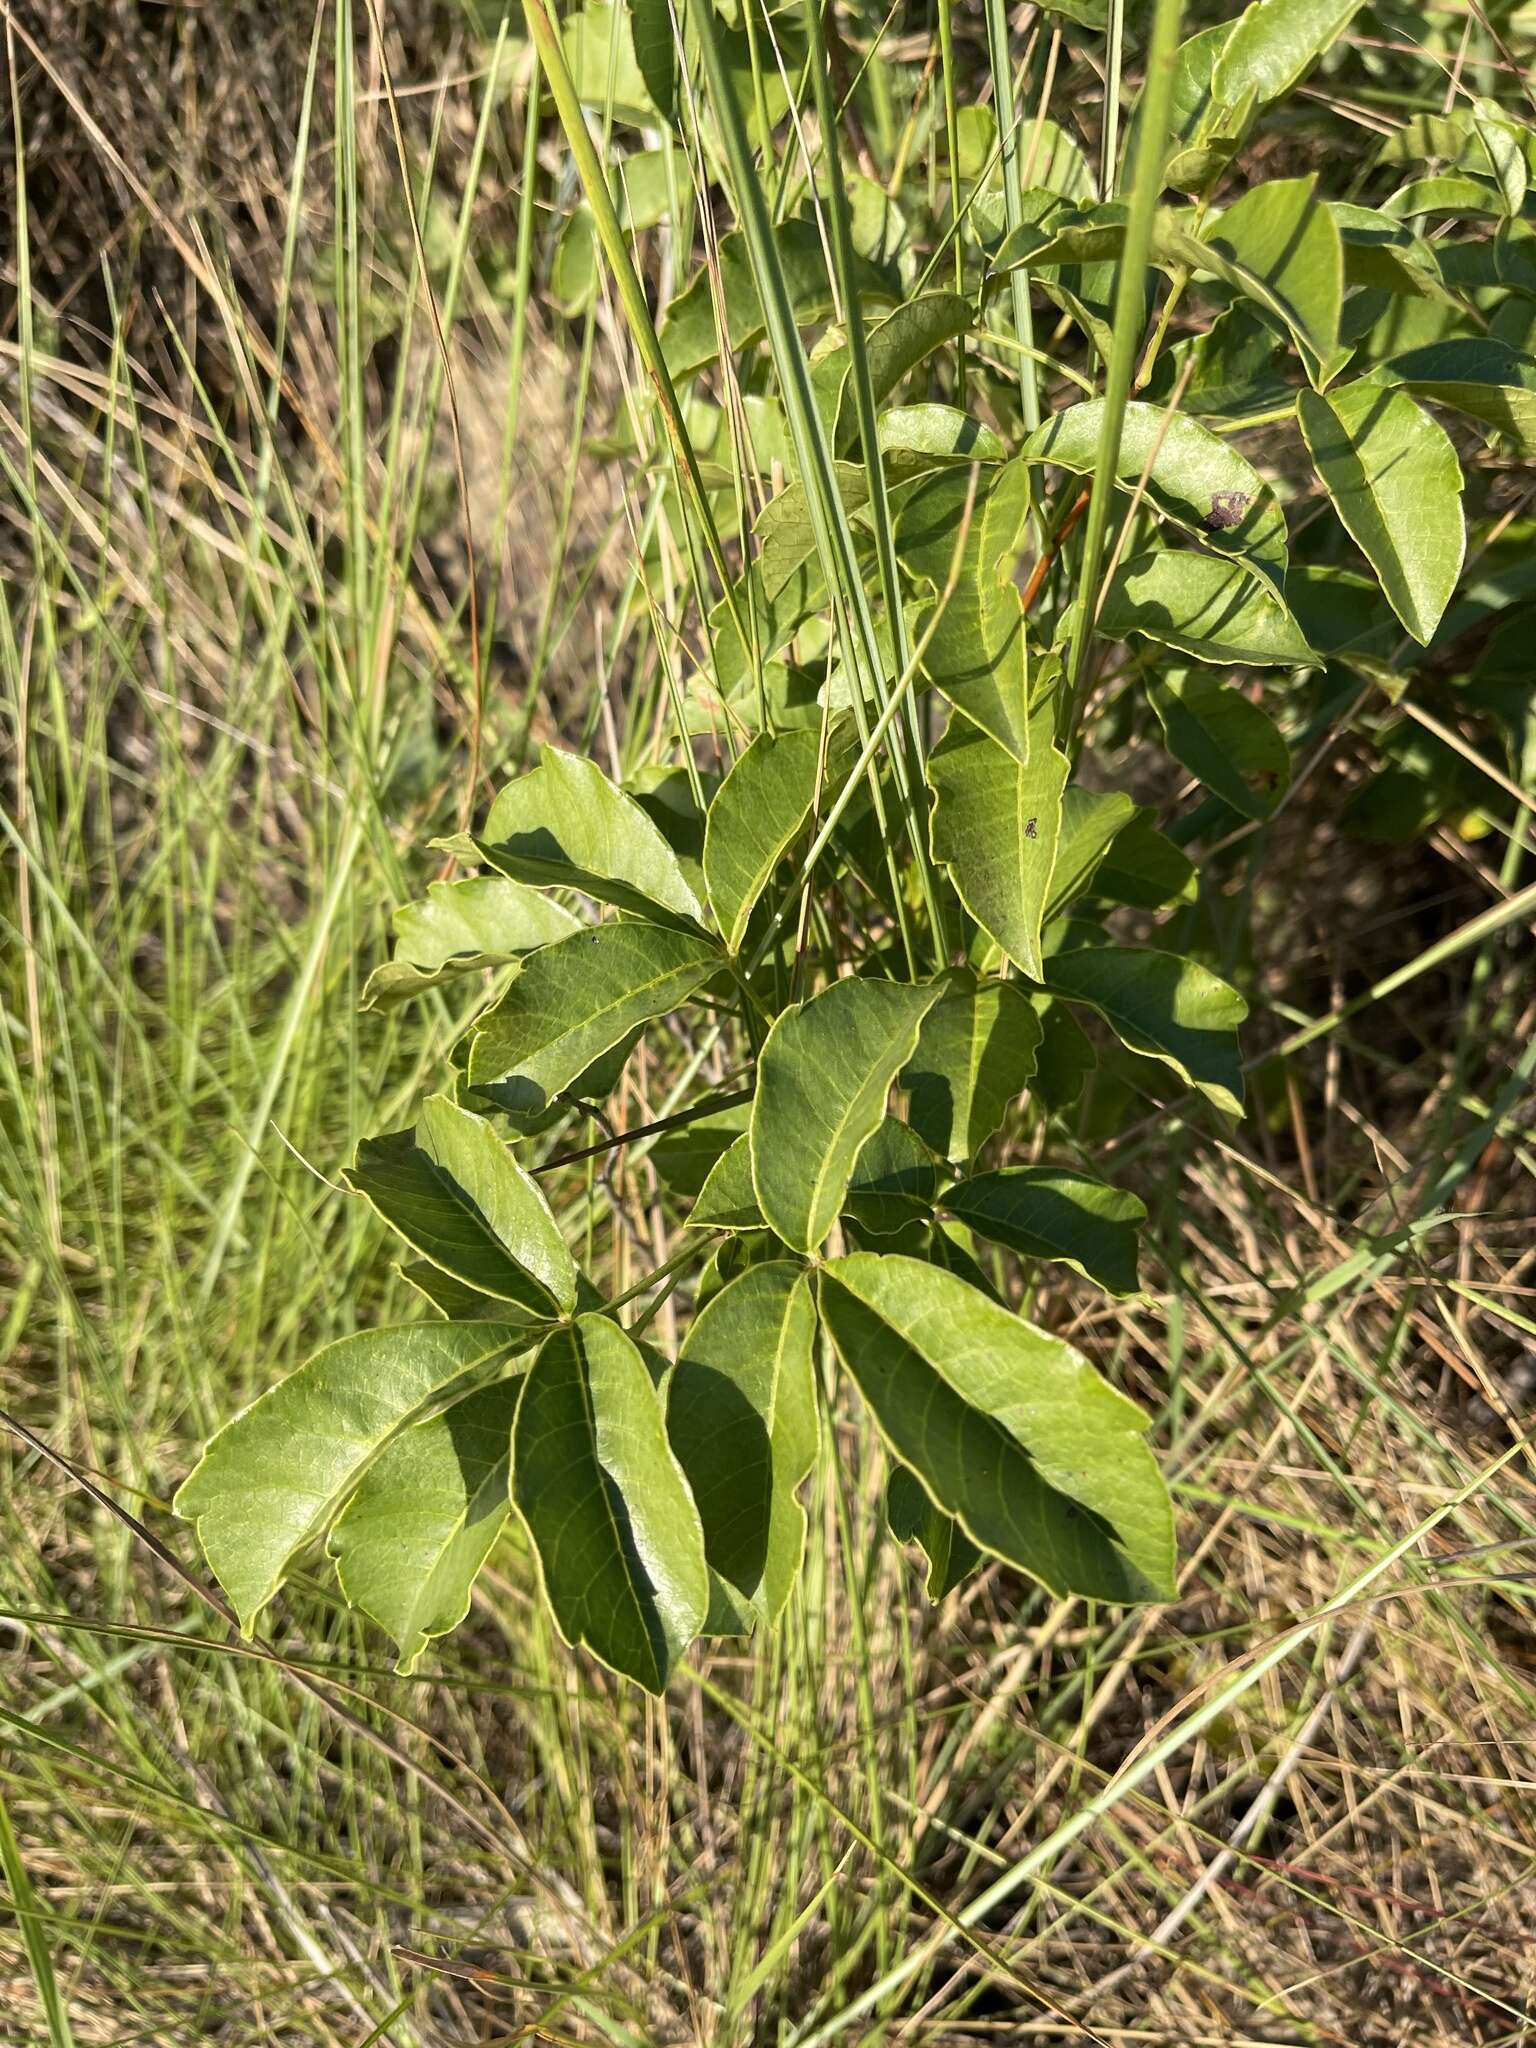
[1066,0,1184,740]
[983,0,1040,433]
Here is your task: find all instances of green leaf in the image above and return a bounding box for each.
[1100,549,1317,669]
[1472,97,1527,218]
[927,701,1070,982]
[1030,997,1096,1111]
[707,554,830,700]
[1025,401,1289,588]
[1211,0,1365,114]
[476,745,706,931]
[514,1315,708,1693]
[705,729,830,953]
[329,1378,517,1673]
[1380,337,1536,456]
[362,876,580,1010]
[750,976,942,1254]
[1044,946,1247,1119]
[1160,301,1292,419]
[346,1096,577,1316]
[1298,382,1465,644]
[628,0,679,122]
[1092,810,1198,911]
[562,0,657,122]
[878,405,1006,471]
[467,922,722,1126]
[813,292,973,450]
[944,1166,1146,1296]
[1146,668,1291,820]
[896,462,1033,759]
[1329,203,1449,303]
[1046,789,1138,920]
[175,1322,528,1630]
[885,1463,980,1599]
[990,198,1134,276]
[651,1095,752,1199]
[1193,177,1347,389]
[551,205,599,318]
[844,1116,946,1237]
[818,1255,1174,1602]
[1383,173,1505,223]
[660,218,896,381]
[400,1260,530,1321]
[690,1132,765,1230]
[901,971,1042,1167]
[1155,21,1251,193]
[667,1261,818,1621]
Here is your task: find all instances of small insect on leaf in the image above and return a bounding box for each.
[1206,489,1251,529]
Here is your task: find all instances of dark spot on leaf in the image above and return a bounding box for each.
[1025,817,1038,840]
[1206,490,1250,531]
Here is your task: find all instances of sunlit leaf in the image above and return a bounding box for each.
[362,876,579,1010]
[667,1262,818,1621]
[750,976,942,1254]
[330,1379,518,1673]
[705,729,833,953]
[176,1323,529,1630]
[901,971,1042,1167]
[468,923,723,1126]
[1299,381,1465,644]
[1099,549,1317,668]
[1380,336,1536,456]
[1026,401,1289,588]
[928,700,1069,982]
[819,1255,1174,1601]
[347,1095,577,1316]
[514,1316,707,1693]
[897,462,1033,758]
[475,746,707,930]
[1044,946,1247,1118]
[1211,0,1365,114]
